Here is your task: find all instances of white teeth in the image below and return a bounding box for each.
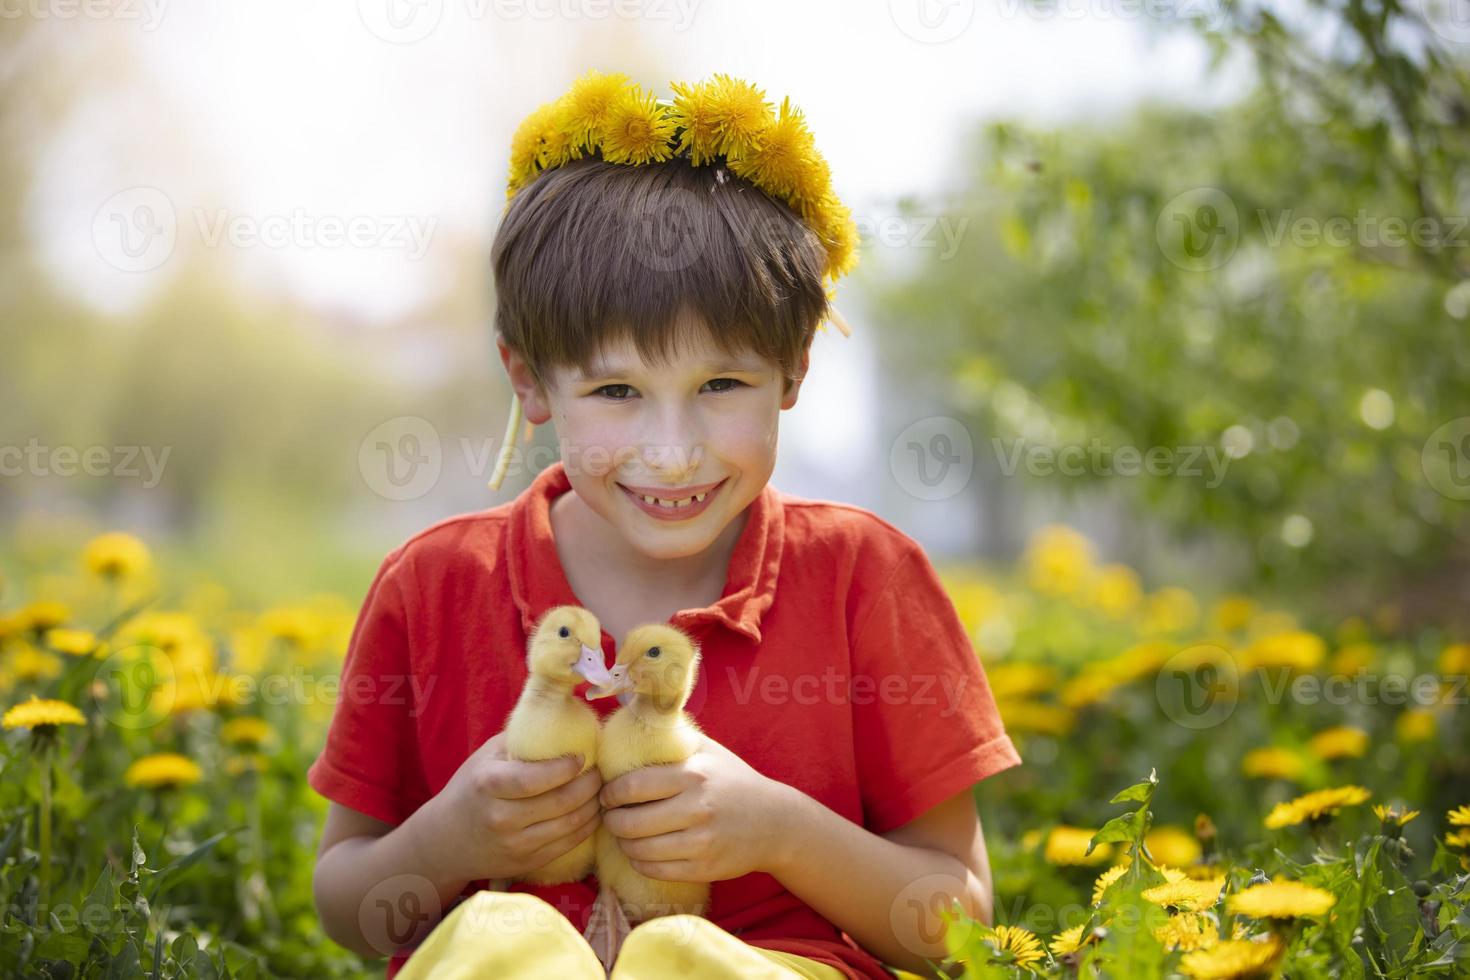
[637,490,710,508]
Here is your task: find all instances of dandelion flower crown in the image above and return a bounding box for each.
[488,69,861,491]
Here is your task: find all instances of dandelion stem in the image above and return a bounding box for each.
[38,742,53,911]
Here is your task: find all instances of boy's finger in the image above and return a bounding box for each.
[495,754,585,799]
[600,765,680,809]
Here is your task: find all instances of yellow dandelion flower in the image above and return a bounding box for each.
[9,645,63,682]
[983,925,1044,968]
[124,753,203,790]
[598,85,677,165]
[1141,586,1200,635]
[507,99,565,195]
[1088,564,1142,619]
[1395,708,1436,743]
[1211,595,1256,633]
[560,69,633,152]
[121,610,205,656]
[1145,826,1203,869]
[1241,746,1302,781]
[997,699,1075,737]
[1045,825,1113,866]
[1024,525,1096,596]
[258,606,318,649]
[805,191,861,281]
[726,95,822,200]
[1154,913,1218,951]
[1228,879,1336,918]
[1143,869,1223,912]
[1329,642,1374,676]
[669,73,774,166]
[1372,803,1419,827]
[43,628,100,657]
[1140,869,1211,916]
[988,663,1060,700]
[3,695,85,731]
[1448,805,1470,827]
[1308,725,1369,761]
[1242,629,1325,672]
[20,600,69,632]
[1092,863,1128,905]
[1180,936,1283,978]
[220,716,275,748]
[1438,642,1470,676]
[83,531,151,580]
[1264,785,1371,829]
[224,753,268,777]
[1061,668,1122,710]
[1446,829,1470,849]
[1048,922,1098,957]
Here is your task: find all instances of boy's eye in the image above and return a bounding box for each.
[592,378,745,400]
[595,384,634,400]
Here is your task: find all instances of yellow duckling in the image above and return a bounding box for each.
[501,604,617,886]
[582,623,708,970]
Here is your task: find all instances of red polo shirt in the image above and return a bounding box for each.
[308,460,1020,979]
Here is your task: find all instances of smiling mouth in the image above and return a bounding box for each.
[619,480,724,510]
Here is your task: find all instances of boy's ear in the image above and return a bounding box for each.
[780,342,813,410]
[496,333,553,425]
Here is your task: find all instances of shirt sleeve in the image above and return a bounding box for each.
[850,543,1021,835]
[307,546,432,826]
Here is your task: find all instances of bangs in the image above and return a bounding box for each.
[491,155,830,390]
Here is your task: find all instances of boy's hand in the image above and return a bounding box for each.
[413,731,603,884]
[597,734,797,883]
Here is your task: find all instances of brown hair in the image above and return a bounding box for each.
[491,155,830,394]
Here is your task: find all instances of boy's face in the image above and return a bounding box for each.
[500,314,808,561]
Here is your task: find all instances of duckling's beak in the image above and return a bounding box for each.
[584,664,632,704]
[571,644,614,693]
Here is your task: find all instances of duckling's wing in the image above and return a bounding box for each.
[582,881,630,976]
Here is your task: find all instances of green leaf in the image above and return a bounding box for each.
[1108,769,1159,806]
[1088,808,1145,855]
[130,828,146,877]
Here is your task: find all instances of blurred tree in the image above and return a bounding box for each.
[871,0,1470,619]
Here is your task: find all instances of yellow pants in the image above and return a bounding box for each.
[395,890,851,979]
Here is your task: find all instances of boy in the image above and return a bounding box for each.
[308,72,1020,979]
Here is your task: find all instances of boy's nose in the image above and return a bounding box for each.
[638,437,703,483]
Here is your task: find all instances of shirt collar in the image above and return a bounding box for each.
[506,460,783,646]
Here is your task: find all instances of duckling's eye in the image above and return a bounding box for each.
[646,647,661,659]
[559,626,570,638]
